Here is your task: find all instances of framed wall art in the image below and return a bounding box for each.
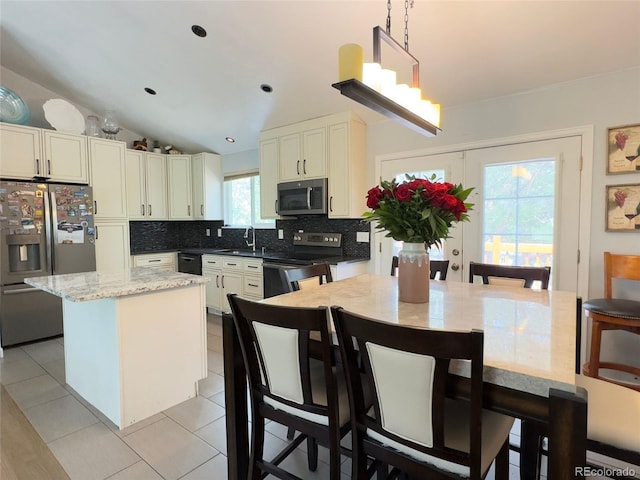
[607,124,640,174]
[606,183,640,231]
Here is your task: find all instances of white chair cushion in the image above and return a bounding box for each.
[367,398,514,477]
[487,276,526,288]
[576,374,640,452]
[264,359,351,427]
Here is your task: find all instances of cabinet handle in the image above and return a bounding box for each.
[216,274,219,288]
[275,199,278,213]
[248,283,258,287]
[188,205,191,216]
[94,200,98,214]
[296,160,300,175]
[47,159,51,176]
[221,275,225,288]
[149,259,161,263]
[95,225,99,240]
[329,196,333,212]
[247,265,258,269]
[148,204,152,216]
[303,159,306,174]
[201,204,204,216]
[35,158,40,175]
[141,204,145,216]
[227,263,237,266]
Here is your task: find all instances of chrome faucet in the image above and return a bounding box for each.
[244,226,256,252]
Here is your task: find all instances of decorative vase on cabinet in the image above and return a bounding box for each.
[397,243,430,303]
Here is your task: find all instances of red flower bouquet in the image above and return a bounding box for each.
[363,175,474,248]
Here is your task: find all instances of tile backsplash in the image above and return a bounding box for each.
[129,216,371,258]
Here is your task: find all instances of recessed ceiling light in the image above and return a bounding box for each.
[144,87,157,95]
[191,25,207,37]
[260,84,273,93]
[226,137,235,143]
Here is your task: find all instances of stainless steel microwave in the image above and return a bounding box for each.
[277,178,328,215]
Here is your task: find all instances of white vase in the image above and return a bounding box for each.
[398,242,430,303]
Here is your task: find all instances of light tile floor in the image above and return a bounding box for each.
[1,314,540,480]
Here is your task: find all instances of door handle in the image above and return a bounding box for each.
[451,263,460,271]
[307,187,312,210]
[3,287,41,295]
[452,249,460,256]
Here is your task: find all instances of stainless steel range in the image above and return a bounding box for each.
[262,232,342,297]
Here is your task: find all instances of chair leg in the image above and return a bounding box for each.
[586,319,603,378]
[494,438,510,480]
[286,426,295,440]
[307,436,318,471]
[251,417,266,480]
[519,421,543,480]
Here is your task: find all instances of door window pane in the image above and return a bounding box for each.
[482,160,554,267]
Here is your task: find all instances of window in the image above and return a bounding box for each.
[223,172,275,228]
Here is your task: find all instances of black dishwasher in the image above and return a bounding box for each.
[178,253,202,275]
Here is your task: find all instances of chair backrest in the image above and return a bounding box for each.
[604,252,640,298]
[280,262,333,293]
[228,294,339,423]
[468,261,551,289]
[390,256,450,280]
[332,306,485,476]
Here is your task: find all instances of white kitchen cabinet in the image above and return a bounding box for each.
[131,252,176,271]
[125,150,168,219]
[329,260,370,281]
[0,124,88,183]
[278,127,326,181]
[167,155,192,219]
[327,115,367,218]
[191,152,222,220]
[89,138,127,219]
[259,138,279,219]
[95,220,130,272]
[201,254,256,313]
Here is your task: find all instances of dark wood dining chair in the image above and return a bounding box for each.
[524,296,640,479]
[280,262,333,293]
[582,252,640,391]
[331,306,513,480]
[468,261,551,289]
[227,294,350,480]
[390,256,450,280]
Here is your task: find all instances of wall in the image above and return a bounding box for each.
[221,149,259,176]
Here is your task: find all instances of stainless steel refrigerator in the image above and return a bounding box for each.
[0,181,96,347]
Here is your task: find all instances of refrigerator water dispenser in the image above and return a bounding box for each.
[7,234,41,273]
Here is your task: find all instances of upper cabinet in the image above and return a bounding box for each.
[0,123,88,183]
[260,111,367,219]
[191,152,223,220]
[278,127,326,181]
[88,138,127,219]
[125,151,168,220]
[259,138,279,219]
[167,154,192,219]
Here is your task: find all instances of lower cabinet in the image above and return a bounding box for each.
[330,260,370,281]
[131,252,176,271]
[95,220,130,272]
[202,255,262,313]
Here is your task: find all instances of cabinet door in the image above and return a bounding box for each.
[301,127,326,179]
[0,124,41,179]
[192,152,223,220]
[221,272,242,312]
[328,122,350,217]
[95,220,130,272]
[191,154,205,220]
[145,153,168,219]
[167,155,192,219]
[89,138,127,219]
[202,268,221,310]
[278,133,302,181]
[260,139,279,219]
[125,150,146,219]
[43,130,88,183]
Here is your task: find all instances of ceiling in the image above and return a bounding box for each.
[2,1,640,156]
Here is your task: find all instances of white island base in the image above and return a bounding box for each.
[26,269,209,430]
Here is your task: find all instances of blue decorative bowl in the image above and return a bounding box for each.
[0,86,30,125]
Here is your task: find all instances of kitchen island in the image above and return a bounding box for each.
[26,268,209,429]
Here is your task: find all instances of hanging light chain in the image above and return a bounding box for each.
[404,0,413,51]
[386,0,392,35]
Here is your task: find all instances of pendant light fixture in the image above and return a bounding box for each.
[332,0,441,137]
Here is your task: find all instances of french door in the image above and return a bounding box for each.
[377,136,582,291]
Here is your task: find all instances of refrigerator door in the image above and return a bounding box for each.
[0,283,63,346]
[50,184,96,274]
[0,181,51,285]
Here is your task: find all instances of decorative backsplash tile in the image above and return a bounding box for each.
[129,216,371,258]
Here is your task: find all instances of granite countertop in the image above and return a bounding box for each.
[25,268,209,302]
[179,248,369,265]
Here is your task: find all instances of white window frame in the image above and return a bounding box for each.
[223,171,275,229]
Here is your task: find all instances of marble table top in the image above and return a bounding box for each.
[263,274,579,397]
[25,268,209,302]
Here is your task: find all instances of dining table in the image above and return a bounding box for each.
[222,274,587,480]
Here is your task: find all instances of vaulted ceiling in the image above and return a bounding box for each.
[2,1,639,155]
